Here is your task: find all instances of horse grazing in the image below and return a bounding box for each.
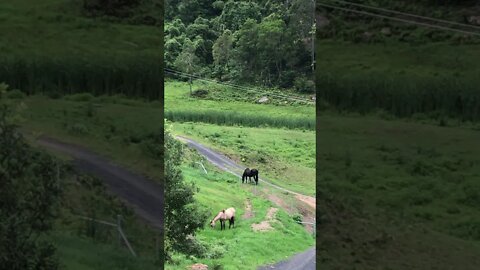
[242,168,259,185]
[210,207,236,230]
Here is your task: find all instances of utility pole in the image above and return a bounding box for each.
[311,0,316,73]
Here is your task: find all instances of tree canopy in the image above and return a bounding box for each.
[165,0,315,90]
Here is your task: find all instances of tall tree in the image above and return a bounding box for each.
[164,121,208,260]
[0,106,62,270]
[212,30,233,79]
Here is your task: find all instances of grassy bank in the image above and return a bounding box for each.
[1,93,164,268]
[10,94,163,180]
[165,80,315,129]
[318,114,480,268]
[0,0,162,99]
[166,162,314,270]
[316,42,480,120]
[171,122,315,196]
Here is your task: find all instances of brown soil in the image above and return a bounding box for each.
[190,263,208,270]
[242,199,254,219]
[252,207,278,232]
[296,194,316,210]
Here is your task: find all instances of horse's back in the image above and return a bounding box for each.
[225,207,235,218]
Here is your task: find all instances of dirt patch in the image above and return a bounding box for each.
[190,263,208,270]
[296,194,316,210]
[252,207,278,232]
[242,199,254,219]
[266,207,278,219]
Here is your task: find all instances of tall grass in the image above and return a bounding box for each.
[165,110,315,130]
[317,72,480,121]
[0,53,162,100]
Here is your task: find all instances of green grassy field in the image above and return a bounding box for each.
[13,94,163,180]
[2,93,163,269]
[171,122,315,196]
[317,113,480,268]
[165,80,315,129]
[166,161,314,270]
[316,42,480,120]
[0,0,162,98]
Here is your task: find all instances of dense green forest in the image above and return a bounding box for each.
[165,0,315,92]
[316,0,480,121]
[0,0,162,99]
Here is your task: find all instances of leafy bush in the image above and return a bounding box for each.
[191,89,209,98]
[65,93,95,102]
[67,123,89,135]
[6,89,25,99]
[294,76,315,94]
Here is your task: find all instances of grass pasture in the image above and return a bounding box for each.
[0,0,162,99]
[165,81,315,130]
[317,114,480,268]
[171,122,315,196]
[167,164,314,270]
[10,94,163,180]
[316,42,480,121]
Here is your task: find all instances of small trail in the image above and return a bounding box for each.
[251,207,278,232]
[242,199,254,219]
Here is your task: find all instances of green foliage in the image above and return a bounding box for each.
[0,106,62,269]
[0,1,163,100]
[293,76,315,94]
[165,110,315,130]
[165,0,314,90]
[164,124,208,260]
[6,89,26,99]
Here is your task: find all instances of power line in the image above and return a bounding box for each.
[330,0,480,31]
[317,2,480,37]
[166,69,313,103]
[165,68,315,104]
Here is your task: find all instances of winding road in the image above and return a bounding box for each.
[36,136,163,230]
[176,135,316,270]
[35,135,315,269]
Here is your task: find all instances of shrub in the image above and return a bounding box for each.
[191,89,209,98]
[6,89,25,99]
[65,93,95,102]
[294,76,315,94]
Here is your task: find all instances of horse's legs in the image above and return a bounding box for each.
[230,216,235,228]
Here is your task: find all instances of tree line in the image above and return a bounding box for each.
[165,0,315,93]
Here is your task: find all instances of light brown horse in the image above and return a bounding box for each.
[210,207,236,230]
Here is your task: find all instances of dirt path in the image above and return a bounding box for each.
[251,207,278,232]
[35,136,163,230]
[242,199,254,219]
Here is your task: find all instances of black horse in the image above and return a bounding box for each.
[242,168,259,185]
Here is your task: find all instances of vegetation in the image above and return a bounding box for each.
[0,0,162,99]
[316,1,480,268]
[164,123,208,260]
[165,0,314,90]
[171,122,315,196]
[1,93,163,268]
[316,0,480,121]
[0,106,62,269]
[165,80,315,130]
[317,114,480,269]
[166,151,314,269]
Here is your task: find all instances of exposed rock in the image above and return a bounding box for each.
[380,27,391,36]
[258,96,269,103]
[190,263,208,270]
[467,15,480,26]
